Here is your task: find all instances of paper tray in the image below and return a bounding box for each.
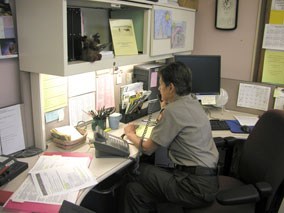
[120,108,148,123]
[51,127,87,150]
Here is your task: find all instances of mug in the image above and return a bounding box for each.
[108,113,122,130]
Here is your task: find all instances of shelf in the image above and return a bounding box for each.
[67,53,172,75]
[0,54,18,59]
[15,0,195,76]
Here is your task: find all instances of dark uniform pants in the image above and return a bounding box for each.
[123,163,219,213]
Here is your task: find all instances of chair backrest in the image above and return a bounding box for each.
[238,109,284,211]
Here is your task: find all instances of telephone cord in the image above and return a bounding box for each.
[132,112,153,175]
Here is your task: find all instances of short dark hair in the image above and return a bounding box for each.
[159,62,192,96]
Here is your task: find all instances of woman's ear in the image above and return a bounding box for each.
[169,83,175,93]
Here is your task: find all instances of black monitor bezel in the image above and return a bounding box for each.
[174,55,221,95]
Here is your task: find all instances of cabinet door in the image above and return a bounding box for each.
[16,0,66,75]
[151,5,195,56]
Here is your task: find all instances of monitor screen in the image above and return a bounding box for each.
[174,55,221,95]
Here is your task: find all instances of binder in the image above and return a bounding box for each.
[67,8,82,61]
[3,152,93,213]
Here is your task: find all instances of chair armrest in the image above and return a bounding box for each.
[213,137,226,147]
[255,182,272,198]
[224,137,245,146]
[216,184,260,205]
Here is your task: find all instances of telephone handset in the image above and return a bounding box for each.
[93,132,130,158]
[131,99,158,175]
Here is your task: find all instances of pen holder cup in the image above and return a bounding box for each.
[92,119,106,133]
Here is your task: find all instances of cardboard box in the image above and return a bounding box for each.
[178,0,198,10]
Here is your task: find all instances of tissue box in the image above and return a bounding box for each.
[178,0,198,10]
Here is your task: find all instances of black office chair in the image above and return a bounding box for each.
[158,109,284,213]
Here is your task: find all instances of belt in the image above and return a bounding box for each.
[175,165,217,176]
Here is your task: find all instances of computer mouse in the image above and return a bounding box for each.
[241,125,251,133]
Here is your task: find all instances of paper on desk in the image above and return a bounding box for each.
[30,165,97,197]
[136,125,155,139]
[234,115,259,126]
[10,176,78,204]
[29,155,91,173]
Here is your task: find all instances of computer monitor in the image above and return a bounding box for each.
[174,55,221,95]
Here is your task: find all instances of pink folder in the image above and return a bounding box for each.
[3,152,93,213]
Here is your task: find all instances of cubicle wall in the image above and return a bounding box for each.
[221,78,277,116]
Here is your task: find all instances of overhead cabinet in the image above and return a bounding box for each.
[151,5,195,56]
[15,0,195,76]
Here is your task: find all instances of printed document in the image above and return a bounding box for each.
[10,155,95,204]
[0,104,25,155]
[11,176,78,204]
[30,165,97,196]
[109,19,138,56]
[29,155,91,173]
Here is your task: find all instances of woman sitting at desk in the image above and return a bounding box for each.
[123,62,219,212]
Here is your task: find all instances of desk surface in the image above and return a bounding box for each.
[207,108,252,139]
[0,108,251,209]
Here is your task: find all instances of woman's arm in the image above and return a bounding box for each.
[124,124,158,155]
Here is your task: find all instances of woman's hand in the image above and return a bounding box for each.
[124,123,137,136]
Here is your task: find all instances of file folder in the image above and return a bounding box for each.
[3,152,93,213]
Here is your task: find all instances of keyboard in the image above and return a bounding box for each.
[210,119,230,131]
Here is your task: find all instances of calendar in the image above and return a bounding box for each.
[237,83,271,111]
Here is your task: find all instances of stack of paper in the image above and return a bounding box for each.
[3,152,96,213]
[50,126,83,141]
[234,115,259,126]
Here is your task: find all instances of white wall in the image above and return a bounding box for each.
[192,0,261,81]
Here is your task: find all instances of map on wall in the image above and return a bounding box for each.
[154,9,172,39]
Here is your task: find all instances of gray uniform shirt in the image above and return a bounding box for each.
[151,94,219,168]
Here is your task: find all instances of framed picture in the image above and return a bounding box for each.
[215,0,239,30]
[0,39,17,55]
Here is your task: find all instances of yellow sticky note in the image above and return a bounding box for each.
[269,10,284,24]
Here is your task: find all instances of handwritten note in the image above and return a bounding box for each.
[262,50,284,84]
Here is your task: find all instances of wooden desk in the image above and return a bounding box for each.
[0,123,138,208]
[0,108,254,210]
[208,108,252,139]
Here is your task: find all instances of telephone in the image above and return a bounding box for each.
[93,132,130,158]
[0,155,28,186]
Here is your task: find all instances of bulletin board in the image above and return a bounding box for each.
[257,0,284,85]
